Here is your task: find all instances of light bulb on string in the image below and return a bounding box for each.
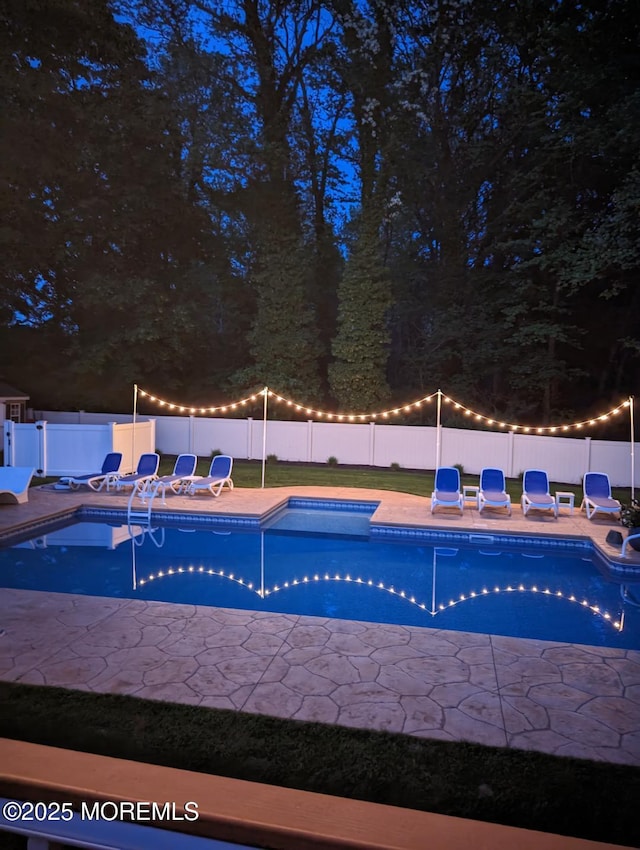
[265,389,440,422]
[137,387,266,415]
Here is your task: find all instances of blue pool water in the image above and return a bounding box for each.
[1,507,639,650]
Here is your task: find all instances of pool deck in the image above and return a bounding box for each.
[0,484,639,769]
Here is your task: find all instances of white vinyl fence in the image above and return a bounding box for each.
[4,419,156,478]
[23,409,639,488]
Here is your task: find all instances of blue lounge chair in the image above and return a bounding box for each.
[115,453,160,494]
[0,467,35,504]
[521,469,557,519]
[431,467,464,515]
[187,455,234,498]
[581,472,621,520]
[149,453,198,503]
[479,467,512,516]
[65,452,122,492]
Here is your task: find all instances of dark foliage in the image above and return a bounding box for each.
[1,0,638,419]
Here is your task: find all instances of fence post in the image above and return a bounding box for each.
[36,420,47,477]
[507,429,515,478]
[369,421,376,466]
[584,436,592,475]
[247,418,253,460]
[4,420,14,466]
[188,415,195,454]
[148,419,156,457]
[307,420,314,463]
[108,422,116,465]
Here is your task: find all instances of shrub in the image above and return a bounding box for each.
[620,499,640,529]
[266,453,278,464]
[210,448,222,458]
[327,456,338,466]
[390,462,401,471]
[454,463,464,475]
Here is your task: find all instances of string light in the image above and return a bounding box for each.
[441,394,630,435]
[265,390,437,422]
[137,387,265,415]
[137,385,630,434]
[136,567,622,631]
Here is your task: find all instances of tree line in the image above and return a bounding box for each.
[1,0,638,432]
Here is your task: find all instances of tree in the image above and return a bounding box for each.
[3,0,639,415]
[325,0,397,408]
[329,210,391,409]
[177,0,332,398]
[480,0,640,417]
[1,0,236,408]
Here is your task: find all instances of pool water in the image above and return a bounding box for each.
[2,514,639,650]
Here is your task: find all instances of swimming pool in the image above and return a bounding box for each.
[2,502,639,650]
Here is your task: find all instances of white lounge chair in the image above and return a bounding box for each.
[521,469,557,519]
[115,453,160,495]
[479,467,512,515]
[65,452,122,491]
[580,472,621,520]
[148,453,198,503]
[431,467,464,515]
[0,467,34,505]
[187,455,234,498]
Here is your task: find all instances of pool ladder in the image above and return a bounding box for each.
[127,485,153,528]
[127,485,165,548]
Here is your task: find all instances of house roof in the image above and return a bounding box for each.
[0,382,29,400]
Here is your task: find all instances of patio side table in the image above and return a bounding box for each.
[463,485,480,509]
[555,491,575,515]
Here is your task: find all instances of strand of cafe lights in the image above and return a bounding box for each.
[136,384,632,434]
[134,385,635,495]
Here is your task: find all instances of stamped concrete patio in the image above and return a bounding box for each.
[0,484,639,767]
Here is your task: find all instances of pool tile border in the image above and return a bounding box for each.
[77,506,262,529]
[369,523,591,548]
[287,497,380,513]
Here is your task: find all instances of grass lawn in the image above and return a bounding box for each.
[36,456,631,504]
[156,456,632,504]
[0,682,638,847]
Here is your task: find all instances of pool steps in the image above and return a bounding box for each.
[469,533,495,544]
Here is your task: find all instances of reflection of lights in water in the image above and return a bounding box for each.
[140,565,256,592]
[136,566,624,631]
[436,584,621,629]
